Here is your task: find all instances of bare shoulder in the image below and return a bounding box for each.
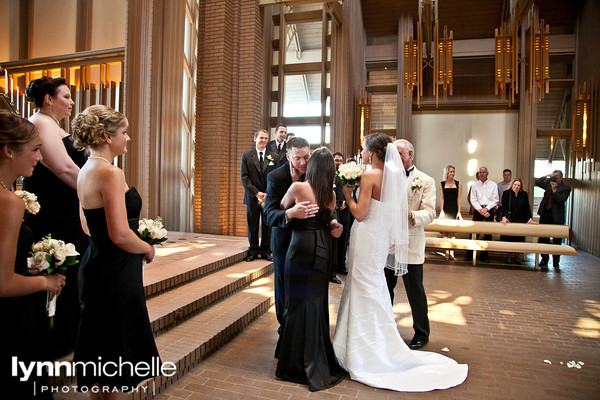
[0,192,25,225]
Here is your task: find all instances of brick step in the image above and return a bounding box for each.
[147,273,274,397]
[147,259,273,336]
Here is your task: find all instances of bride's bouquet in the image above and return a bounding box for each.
[27,235,79,328]
[15,190,41,215]
[337,162,364,186]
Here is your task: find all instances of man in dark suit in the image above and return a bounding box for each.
[267,123,287,167]
[535,170,571,269]
[241,129,278,262]
[332,152,348,277]
[264,136,343,347]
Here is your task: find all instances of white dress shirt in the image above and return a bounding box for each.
[470,179,499,210]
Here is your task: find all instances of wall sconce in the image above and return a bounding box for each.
[529,11,550,103]
[573,82,596,162]
[356,90,370,148]
[467,139,477,154]
[494,15,518,105]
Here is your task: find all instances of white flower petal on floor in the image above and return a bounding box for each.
[441,347,449,352]
[543,359,551,364]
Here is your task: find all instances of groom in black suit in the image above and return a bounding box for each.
[241,129,278,262]
[264,136,343,349]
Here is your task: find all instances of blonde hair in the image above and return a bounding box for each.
[443,164,456,180]
[71,105,128,149]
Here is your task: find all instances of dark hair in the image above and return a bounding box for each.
[553,170,563,178]
[333,152,344,159]
[275,123,287,131]
[286,136,309,151]
[503,168,512,174]
[364,133,391,161]
[25,76,67,108]
[286,132,295,139]
[306,147,335,210]
[0,110,39,151]
[71,105,128,149]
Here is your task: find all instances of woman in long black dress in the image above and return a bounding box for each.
[24,76,89,358]
[0,111,66,399]
[500,178,533,264]
[439,164,462,260]
[275,147,346,391]
[71,105,159,399]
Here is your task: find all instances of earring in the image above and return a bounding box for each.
[368,153,372,164]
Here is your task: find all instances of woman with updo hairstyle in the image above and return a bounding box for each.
[0,111,65,399]
[23,76,88,358]
[439,164,462,260]
[71,105,160,397]
[276,147,346,391]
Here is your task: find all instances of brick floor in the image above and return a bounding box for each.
[156,250,600,400]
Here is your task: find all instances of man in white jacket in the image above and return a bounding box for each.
[385,139,436,350]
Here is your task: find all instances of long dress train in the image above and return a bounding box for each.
[333,200,468,391]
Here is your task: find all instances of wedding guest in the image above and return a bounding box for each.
[535,170,571,269]
[0,111,65,399]
[496,168,512,222]
[500,178,533,264]
[240,129,277,261]
[71,105,160,397]
[333,152,349,276]
[439,164,462,260]
[333,133,467,391]
[24,76,89,358]
[275,147,346,391]
[469,166,499,263]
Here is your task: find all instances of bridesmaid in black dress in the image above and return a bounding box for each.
[0,111,66,399]
[439,164,462,261]
[275,147,346,391]
[71,106,159,398]
[24,76,89,358]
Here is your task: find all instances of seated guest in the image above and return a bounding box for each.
[0,111,65,399]
[500,178,533,264]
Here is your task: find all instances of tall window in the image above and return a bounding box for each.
[269,4,331,147]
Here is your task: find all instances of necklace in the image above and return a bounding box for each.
[0,179,12,191]
[89,156,113,164]
[37,111,60,125]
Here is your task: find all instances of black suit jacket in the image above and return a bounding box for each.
[267,140,287,167]
[535,177,571,224]
[501,189,532,223]
[241,148,278,205]
[264,162,293,259]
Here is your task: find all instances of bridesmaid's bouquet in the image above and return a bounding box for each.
[15,190,41,215]
[337,162,364,186]
[138,217,168,274]
[138,216,168,245]
[27,235,79,328]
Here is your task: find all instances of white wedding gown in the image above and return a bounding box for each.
[333,199,468,391]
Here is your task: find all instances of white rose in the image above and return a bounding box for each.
[53,247,66,266]
[64,242,79,257]
[28,251,50,272]
[29,202,41,214]
[32,242,44,252]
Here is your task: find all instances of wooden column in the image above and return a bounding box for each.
[76,0,93,52]
[123,0,154,217]
[396,15,413,140]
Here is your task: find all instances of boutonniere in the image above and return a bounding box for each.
[411,177,423,190]
[266,155,274,162]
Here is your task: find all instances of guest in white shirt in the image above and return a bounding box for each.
[469,166,499,263]
[497,168,512,202]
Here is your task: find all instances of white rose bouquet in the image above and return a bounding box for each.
[337,162,364,187]
[15,190,41,215]
[138,216,168,245]
[27,235,79,327]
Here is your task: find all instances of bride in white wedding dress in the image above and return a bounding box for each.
[333,133,468,392]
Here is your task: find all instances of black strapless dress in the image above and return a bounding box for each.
[441,180,459,219]
[23,136,89,358]
[74,187,160,390]
[275,209,346,391]
[0,224,53,399]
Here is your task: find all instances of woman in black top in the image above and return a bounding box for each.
[500,178,533,263]
[439,165,462,260]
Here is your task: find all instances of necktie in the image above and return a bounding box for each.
[406,167,413,177]
[278,143,282,153]
[259,151,264,169]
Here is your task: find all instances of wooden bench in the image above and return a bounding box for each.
[424,219,577,269]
